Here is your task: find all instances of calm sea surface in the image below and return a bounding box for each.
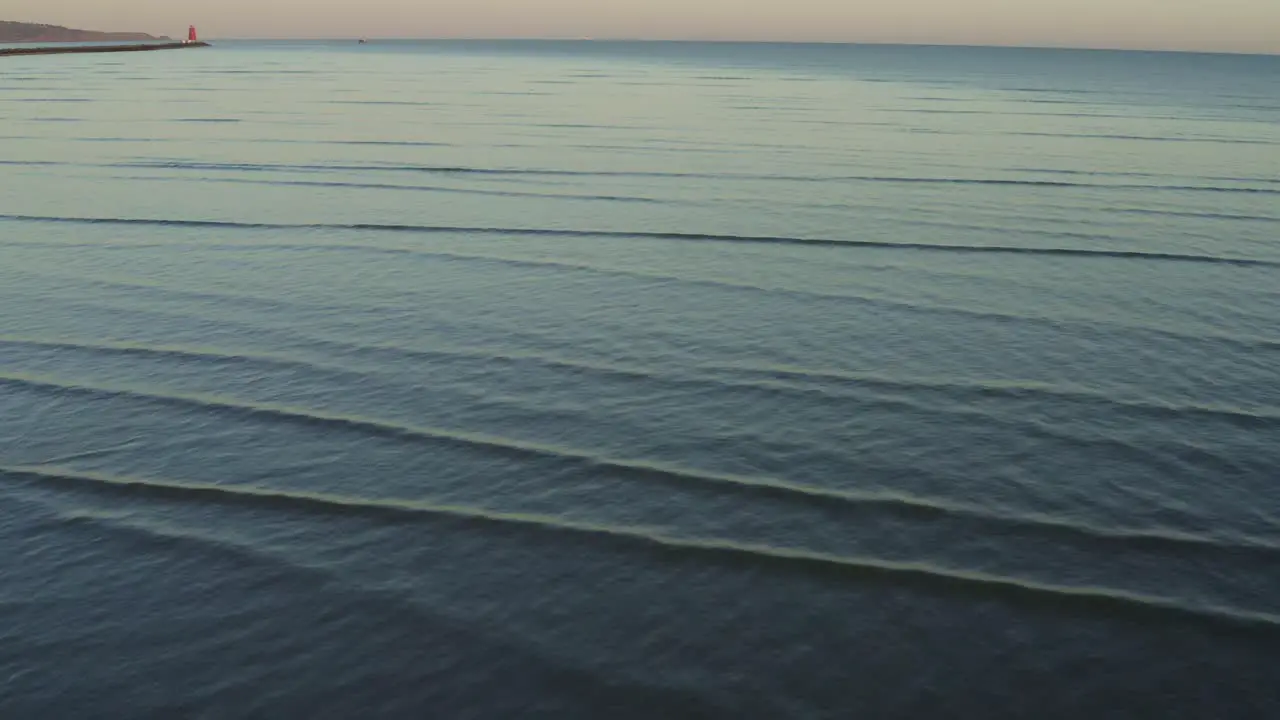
[1,40,1278,718]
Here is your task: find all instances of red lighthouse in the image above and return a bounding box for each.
[188,25,198,43]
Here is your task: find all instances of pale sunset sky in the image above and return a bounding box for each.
[8,0,1279,54]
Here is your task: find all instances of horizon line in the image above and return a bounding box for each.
[201,37,1279,57]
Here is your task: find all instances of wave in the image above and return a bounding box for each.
[727,371,1267,481]
[9,235,1278,361]
[5,463,1279,635]
[0,335,331,377]
[20,236,978,316]
[75,240,1280,350]
[0,214,278,230]
[3,214,1274,267]
[1000,168,1280,186]
[8,323,1274,435]
[0,368,1275,562]
[1,268,399,328]
[63,137,171,143]
[327,140,451,147]
[1009,131,1278,146]
[192,69,320,76]
[43,159,1280,195]
[13,293,1275,518]
[13,246,1280,390]
[0,160,65,167]
[840,176,1280,194]
[7,98,92,103]
[716,363,1280,430]
[115,160,736,180]
[324,100,439,106]
[782,203,1201,246]
[117,175,667,204]
[1110,208,1280,223]
[332,334,1279,423]
[89,138,456,148]
[19,498,723,713]
[803,373,1264,477]
[881,108,1158,121]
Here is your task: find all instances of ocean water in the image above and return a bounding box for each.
[1,40,1278,717]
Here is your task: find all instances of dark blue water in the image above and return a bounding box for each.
[1,40,1278,718]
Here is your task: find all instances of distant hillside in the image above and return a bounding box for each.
[0,21,168,43]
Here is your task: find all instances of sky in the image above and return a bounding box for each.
[7,0,1279,54]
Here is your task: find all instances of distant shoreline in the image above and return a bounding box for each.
[0,42,209,57]
[0,20,167,44]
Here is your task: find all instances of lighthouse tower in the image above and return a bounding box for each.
[187,25,198,44]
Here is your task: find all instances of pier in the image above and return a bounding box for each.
[0,41,209,57]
